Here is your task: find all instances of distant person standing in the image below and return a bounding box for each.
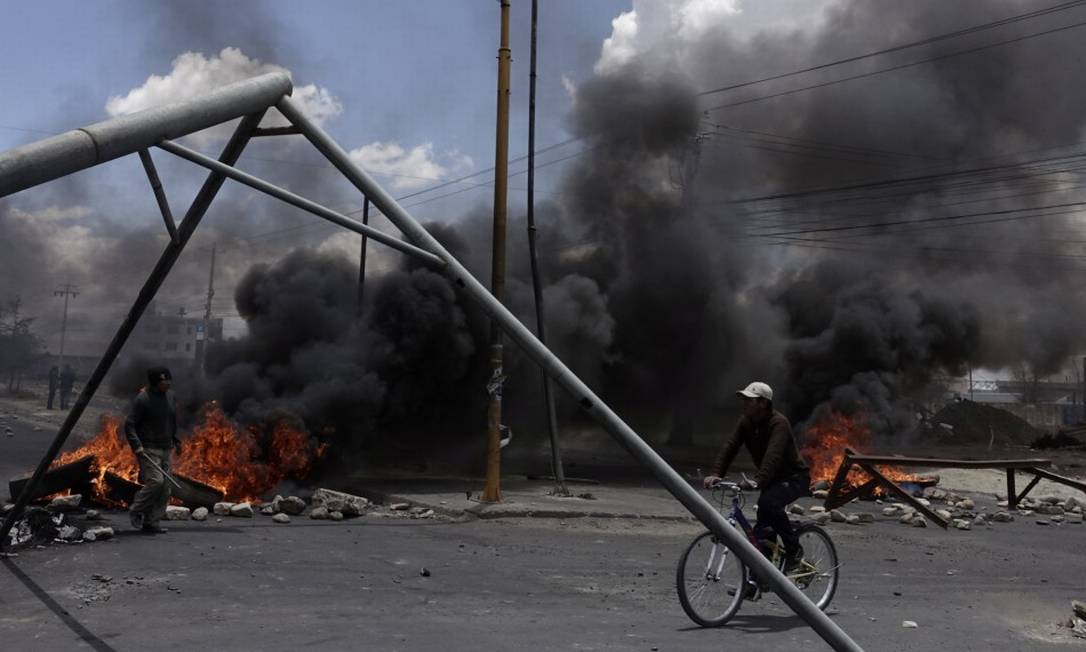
[124,366,180,534]
[46,365,59,409]
[58,364,75,409]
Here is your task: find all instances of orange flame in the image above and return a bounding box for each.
[802,412,920,489]
[51,403,326,505]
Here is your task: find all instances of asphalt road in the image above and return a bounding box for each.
[3,416,1085,651]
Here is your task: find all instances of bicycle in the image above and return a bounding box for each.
[675,478,839,627]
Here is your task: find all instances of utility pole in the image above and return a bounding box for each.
[195,246,216,374]
[357,197,370,317]
[482,0,512,503]
[53,283,78,369]
[525,0,568,496]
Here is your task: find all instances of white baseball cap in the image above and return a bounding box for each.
[736,381,773,401]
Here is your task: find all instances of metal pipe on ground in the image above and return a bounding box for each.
[0,112,268,549]
[275,95,863,652]
[0,73,291,198]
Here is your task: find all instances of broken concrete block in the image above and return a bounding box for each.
[309,506,329,520]
[272,513,290,524]
[191,507,208,521]
[49,494,82,511]
[213,502,235,516]
[83,526,114,542]
[311,489,368,517]
[165,506,191,521]
[229,503,254,518]
[278,496,306,515]
[56,525,83,541]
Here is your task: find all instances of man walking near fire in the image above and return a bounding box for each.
[124,366,181,534]
[703,381,810,575]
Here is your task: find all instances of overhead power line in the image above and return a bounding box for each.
[705,17,1086,112]
[698,0,1086,97]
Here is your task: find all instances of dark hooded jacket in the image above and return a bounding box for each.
[124,387,178,450]
[713,410,808,487]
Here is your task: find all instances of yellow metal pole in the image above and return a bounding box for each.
[482,0,512,502]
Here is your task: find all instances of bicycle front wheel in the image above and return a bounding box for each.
[791,524,839,610]
[676,531,747,627]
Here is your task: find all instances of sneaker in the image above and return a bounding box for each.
[784,545,805,574]
[129,511,145,531]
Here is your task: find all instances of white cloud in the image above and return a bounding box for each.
[20,205,93,222]
[106,47,342,143]
[347,141,472,191]
[595,10,640,75]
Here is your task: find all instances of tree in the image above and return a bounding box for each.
[0,296,45,391]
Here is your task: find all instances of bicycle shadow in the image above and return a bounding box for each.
[718,613,809,634]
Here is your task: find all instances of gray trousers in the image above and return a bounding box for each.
[130,446,172,525]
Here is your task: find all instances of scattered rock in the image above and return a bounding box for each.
[911,517,928,528]
[846,514,861,524]
[811,512,832,525]
[309,506,329,520]
[191,507,209,521]
[1036,504,1064,515]
[787,504,805,515]
[165,506,191,521]
[272,513,290,524]
[259,504,277,515]
[311,488,369,517]
[1039,495,1061,505]
[973,514,988,526]
[414,509,435,519]
[330,511,345,521]
[278,496,306,515]
[229,503,254,518]
[48,494,82,511]
[953,519,972,531]
[855,513,874,523]
[956,498,975,510]
[882,506,901,516]
[902,620,919,628]
[83,526,114,542]
[996,500,1009,508]
[899,513,916,524]
[991,511,1014,523]
[1036,519,1050,526]
[85,509,101,521]
[389,502,411,511]
[56,525,83,541]
[812,489,829,499]
[916,498,931,507]
[420,567,431,577]
[811,480,831,491]
[936,509,952,521]
[213,502,235,516]
[923,487,947,501]
[830,509,848,523]
[1052,515,1065,523]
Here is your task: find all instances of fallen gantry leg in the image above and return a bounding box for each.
[103,470,224,509]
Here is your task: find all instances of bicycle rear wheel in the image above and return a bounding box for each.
[676,531,747,627]
[791,524,838,610]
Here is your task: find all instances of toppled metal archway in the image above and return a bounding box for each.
[0,73,861,651]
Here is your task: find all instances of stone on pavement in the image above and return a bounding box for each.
[213,502,235,516]
[56,525,83,541]
[191,507,209,521]
[389,502,411,511]
[165,506,191,521]
[83,526,114,542]
[953,519,972,531]
[311,488,369,517]
[787,504,805,515]
[279,496,306,515]
[309,506,329,520]
[830,509,848,523]
[229,503,254,518]
[330,511,345,521]
[272,513,290,524]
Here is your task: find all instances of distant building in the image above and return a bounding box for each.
[129,302,223,361]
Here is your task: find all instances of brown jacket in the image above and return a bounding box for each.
[713,410,807,487]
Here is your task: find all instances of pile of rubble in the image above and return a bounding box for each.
[2,488,440,552]
[797,487,1084,530]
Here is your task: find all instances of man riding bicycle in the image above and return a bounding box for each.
[703,381,810,573]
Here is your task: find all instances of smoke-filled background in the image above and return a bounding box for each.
[5,0,1086,468]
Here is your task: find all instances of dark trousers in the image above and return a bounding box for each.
[60,389,72,409]
[755,471,811,554]
[47,388,56,409]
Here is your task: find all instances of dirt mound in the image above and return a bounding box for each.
[924,401,1042,446]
